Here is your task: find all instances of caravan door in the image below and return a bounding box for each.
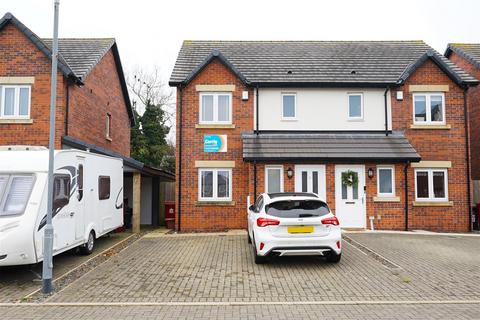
[74,157,85,240]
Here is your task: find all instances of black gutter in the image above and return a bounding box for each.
[253,160,257,199]
[404,162,409,231]
[177,86,183,233]
[243,157,421,163]
[464,88,473,231]
[384,87,389,136]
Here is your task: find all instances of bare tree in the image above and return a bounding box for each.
[127,66,175,128]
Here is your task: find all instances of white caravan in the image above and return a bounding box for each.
[0,147,124,266]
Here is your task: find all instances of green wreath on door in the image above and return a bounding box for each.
[341,170,358,187]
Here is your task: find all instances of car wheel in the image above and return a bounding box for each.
[252,235,267,264]
[79,231,95,255]
[325,251,341,263]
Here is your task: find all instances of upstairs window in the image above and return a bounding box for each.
[348,93,363,120]
[413,93,445,124]
[0,85,31,119]
[282,93,296,119]
[199,92,232,124]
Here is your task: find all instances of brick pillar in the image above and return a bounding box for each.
[132,172,141,233]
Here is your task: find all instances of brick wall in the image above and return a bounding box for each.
[176,59,254,232]
[448,52,480,181]
[68,49,131,157]
[391,59,470,232]
[0,23,66,149]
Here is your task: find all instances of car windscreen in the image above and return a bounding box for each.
[265,200,330,218]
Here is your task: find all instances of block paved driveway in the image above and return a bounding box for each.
[45,232,480,303]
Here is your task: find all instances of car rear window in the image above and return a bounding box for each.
[265,200,330,218]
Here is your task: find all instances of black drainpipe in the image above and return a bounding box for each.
[253,86,259,199]
[64,81,71,137]
[384,87,389,136]
[177,86,183,232]
[404,162,409,231]
[464,87,473,231]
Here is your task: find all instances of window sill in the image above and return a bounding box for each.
[0,119,33,124]
[347,118,364,122]
[373,196,400,202]
[410,124,451,130]
[196,201,236,206]
[412,201,453,207]
[280,118,298,122]
[195,124,235,129]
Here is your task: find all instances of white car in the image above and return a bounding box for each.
[247,192,342,264]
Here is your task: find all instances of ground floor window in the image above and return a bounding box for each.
[265,165,284,193]
[377,165,395,197]
[198,168,232,201]
[415,168,448,201]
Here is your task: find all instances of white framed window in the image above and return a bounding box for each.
[199,92,232,124]
[0,85,31,119]
[198,168,232,201]
[348,93,363,120]
[377,165,395,197]
[281,93,296,120]
[414,168,448,201]
[106,113,112,139]
[413,93,445,125]
[265,165,284,193]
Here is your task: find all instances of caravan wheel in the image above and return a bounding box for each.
[79,231,95,255]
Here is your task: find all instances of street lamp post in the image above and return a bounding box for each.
[42,0,60,294]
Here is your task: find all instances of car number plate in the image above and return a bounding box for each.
[287,226,314,233]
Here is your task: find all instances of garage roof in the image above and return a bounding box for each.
[242,132,420,162]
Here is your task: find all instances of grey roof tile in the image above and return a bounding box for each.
[42,38,115,80]
[170,40,477,86]
[446,43,480,69]
[242,132,420,162]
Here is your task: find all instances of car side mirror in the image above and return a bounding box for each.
[249,205,255,212]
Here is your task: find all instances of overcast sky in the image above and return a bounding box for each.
[2,0,479,84]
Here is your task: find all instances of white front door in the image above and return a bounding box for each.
[295,165,326,201]
[335,165,366,228]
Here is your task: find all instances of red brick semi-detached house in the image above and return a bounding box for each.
[170,41,478,232]
[445,44,480,214]
[0,13,175,232]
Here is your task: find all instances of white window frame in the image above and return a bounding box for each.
[414,168,449,202]
[265,165,284,193]
[347,92,364,120]
[281,93,297,120]
[0,85,31,119]
[412,92,446,125]
[377,165,395,197]
[198,168,232,201]
[199,92,232,124]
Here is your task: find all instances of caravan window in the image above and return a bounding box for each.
[1,175,35,216]
[53,175,71,211]
[77,165,84,201]
[98,176,110,200]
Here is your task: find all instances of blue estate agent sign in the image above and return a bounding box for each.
[204,135,227,152]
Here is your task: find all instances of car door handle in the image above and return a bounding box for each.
[70,212,75,217]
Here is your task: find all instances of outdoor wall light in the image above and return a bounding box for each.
[286,167,294,179]
[368,168,374,179]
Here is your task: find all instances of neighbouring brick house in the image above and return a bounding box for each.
[0,12,174,232]
[170,40,478,233]
[445,44,480,207]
